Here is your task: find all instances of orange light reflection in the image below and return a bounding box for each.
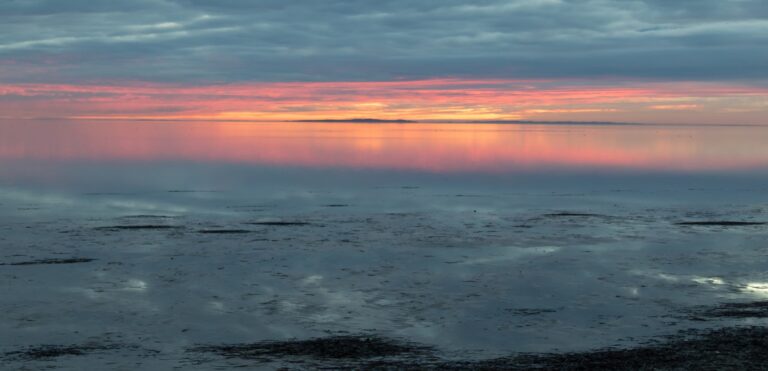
[1,121,767,172]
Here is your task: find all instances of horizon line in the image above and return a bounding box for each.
[1,116,765,127]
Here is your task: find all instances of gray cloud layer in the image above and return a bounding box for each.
[1,0,766,83]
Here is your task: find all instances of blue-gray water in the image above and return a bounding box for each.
[1,120,768,368]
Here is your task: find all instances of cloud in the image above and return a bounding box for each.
[0,0,766,83]
[1,80,766,124]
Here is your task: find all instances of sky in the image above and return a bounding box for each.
[0,0,767,123]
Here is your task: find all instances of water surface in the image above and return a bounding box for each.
[2,120,768,368]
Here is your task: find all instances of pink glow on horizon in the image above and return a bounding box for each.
[1,79,767,123]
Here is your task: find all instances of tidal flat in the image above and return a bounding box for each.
[2,183,768,369]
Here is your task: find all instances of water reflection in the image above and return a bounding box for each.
[2,120,768,173]
[3,119,768,364]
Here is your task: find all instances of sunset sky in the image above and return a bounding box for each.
[1,0,767,124]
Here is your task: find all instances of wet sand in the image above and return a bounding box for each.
[2,186,768,369]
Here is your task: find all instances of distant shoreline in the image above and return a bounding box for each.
[289,118,637,125]
[2,117,764,127]
[290,118,417,123]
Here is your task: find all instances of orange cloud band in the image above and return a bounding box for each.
[1,79,767,123]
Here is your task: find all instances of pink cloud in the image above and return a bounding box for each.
[1,79,767,123]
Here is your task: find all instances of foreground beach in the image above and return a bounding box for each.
[2,183,768,369]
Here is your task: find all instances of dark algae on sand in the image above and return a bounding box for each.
[186,328,768,370]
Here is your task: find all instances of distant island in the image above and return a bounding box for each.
[460,120,639,126]
[288,118,645,125]
[291,118,416,123]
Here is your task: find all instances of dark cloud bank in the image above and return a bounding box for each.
[0,0,766,83]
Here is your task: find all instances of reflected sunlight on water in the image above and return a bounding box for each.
[1,120,768,173]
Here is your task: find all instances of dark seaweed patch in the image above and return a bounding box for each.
[245,221,311,226]
[119,215,175,219]
[187,328,768,369]
[494,327,768,371]
[189,335,433,361]
[692,301,768,319]
[198,229,252,234]
[381,327,768,369]
[2,258,95,266]
[506,308,559,316]
[5,344,119,360]
[167,190,218,193]
[676,221,765,226]
[94,225,183,231]
[544,212,604,217]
